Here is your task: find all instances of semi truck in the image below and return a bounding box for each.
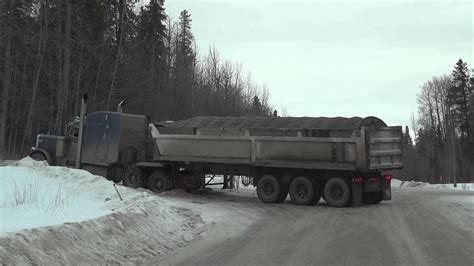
[29,95,402,207]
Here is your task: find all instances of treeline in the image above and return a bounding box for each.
[0,0,274,159]
[396,59,474,183]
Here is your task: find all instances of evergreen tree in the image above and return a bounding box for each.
[177,10,194,62]
[170,9,195,119]
[134,0,167,117]
[470,74,474,142]
[251,96,262,115]
[447,59,472,139]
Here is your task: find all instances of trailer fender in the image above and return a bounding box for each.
[28,148,52,165]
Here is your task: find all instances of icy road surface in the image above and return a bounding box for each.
[159,187,474,266]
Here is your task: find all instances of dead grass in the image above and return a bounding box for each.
[2,177,74,214]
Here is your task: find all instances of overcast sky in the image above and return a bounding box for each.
[164,0,473,129]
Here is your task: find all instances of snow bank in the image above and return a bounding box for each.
[0,158,118,234]
[0,158,203,264]
[392,179,474,191]
[0,158,259,264]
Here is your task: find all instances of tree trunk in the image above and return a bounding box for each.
[21,1,49,155]
[92,42,105,110]
[62,0,71,124]
[1,0,14,159]
[0,31,11,159]
[106,0,125,111]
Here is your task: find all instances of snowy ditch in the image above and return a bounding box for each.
[0,158,259,264]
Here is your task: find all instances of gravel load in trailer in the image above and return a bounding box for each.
[159,116,387,131]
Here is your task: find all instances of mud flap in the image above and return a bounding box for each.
[351,182,363,207]
[382,180,391,200]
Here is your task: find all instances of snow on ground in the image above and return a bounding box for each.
[392,179,474,191]
[1,158,118,234]
[0,158,259,265]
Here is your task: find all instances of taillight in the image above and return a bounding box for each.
[384,175,392,181]
[352,177,364,183]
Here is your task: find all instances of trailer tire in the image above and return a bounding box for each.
[362,191,383,204]
[257,175,281,203]
[289,176,316,206]
[122,166,144,188]
[148,170,171,193]
[324,177,351,207]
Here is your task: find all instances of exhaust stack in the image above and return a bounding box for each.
[117,100,125,113]
[75,93,88,169]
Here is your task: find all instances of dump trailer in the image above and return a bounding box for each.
[30,96,402,207]
[127,116,402,207]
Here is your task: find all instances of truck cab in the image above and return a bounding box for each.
[29,111,149,182]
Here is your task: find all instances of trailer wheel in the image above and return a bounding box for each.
[148,170,171,193]
[362,191,383,204]
[324,177,351,207]
[122,166,144,188]
[289,176,316,206]
[257,175,281,203]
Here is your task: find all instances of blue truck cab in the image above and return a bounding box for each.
[30,111,149,182]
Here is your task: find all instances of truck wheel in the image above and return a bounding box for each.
[324,177,351,207]
[122,166,144,188]
[362,192,383,204]
[29,151,50,165]
[289,176,315,206]
[148,170,171,193]
[277,181,289,203]
[257,175,281,203]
